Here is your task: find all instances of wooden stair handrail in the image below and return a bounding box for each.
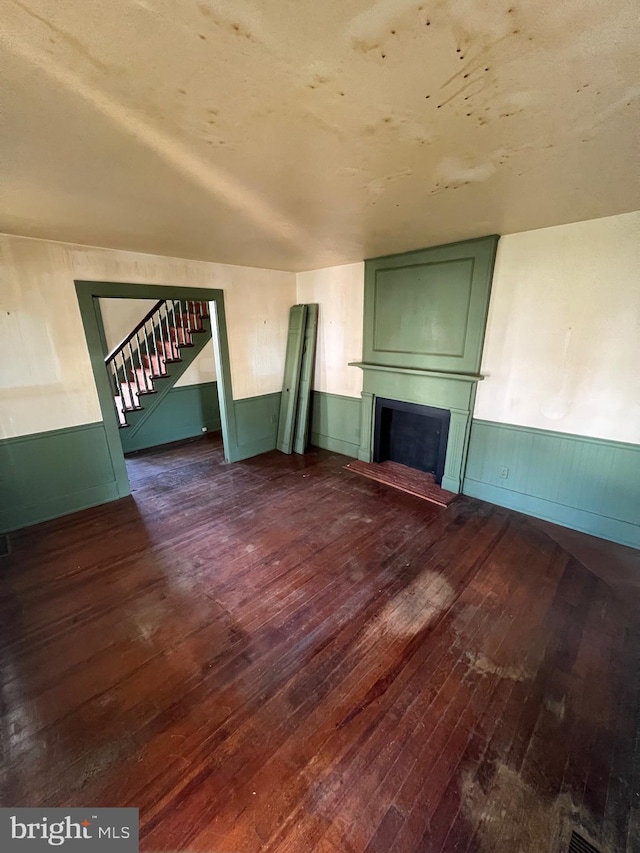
[104,299,165,365]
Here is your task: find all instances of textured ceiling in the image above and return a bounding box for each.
[2,0,639,271]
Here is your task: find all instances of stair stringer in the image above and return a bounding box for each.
[120,323,212,443]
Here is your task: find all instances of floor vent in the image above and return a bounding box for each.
[568,830,601,853]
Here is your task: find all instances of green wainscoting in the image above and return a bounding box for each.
[463,420,640,549]
[0,423,122,533]
[224,390,360,462]
[310,391,361,457]
[0,389,278,531]
[121,382,221,454]
[229,393,281,462]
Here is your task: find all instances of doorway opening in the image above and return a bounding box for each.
[75,280,236,502]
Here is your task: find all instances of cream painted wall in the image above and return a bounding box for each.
[0,235,295,439]
[98,297,216,387]
[475,212,640,444]
[99,297,157,352]
[296,262,364,398]
[4,213,636,443]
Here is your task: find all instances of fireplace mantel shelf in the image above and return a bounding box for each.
[349,362,484,383]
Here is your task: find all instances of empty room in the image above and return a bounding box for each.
[1,1,639,852]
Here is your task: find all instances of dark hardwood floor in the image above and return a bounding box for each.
[1,433,638,853]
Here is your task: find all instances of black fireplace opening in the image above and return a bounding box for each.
[373,398,450,484]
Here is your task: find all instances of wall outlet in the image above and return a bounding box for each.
[270,413,277,425]
[499,466,509,479]
[201,426,208,433]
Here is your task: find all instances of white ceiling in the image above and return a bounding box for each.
[2,0,639,271]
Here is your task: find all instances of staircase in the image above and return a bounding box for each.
[105,299,211,428]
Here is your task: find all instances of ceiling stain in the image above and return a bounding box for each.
[13,0,112,75]
[436,155,501,187]
[366,167,414,197]
[1,0,638,270]
[436,76,489,109]
[440,33,511,90]
[197,1,264,44]
[346,0,423,51]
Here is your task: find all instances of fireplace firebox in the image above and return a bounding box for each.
[373,397,450,485]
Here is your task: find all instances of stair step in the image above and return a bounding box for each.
[154,339,181,360]
[180,313,206,332]
[170,327,192,345]
[127,367,164,393]
[142,354,168,375]
[115,397,127,427]
[119,384,141,410]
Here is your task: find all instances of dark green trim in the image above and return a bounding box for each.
[94,300,110,358]
[121,382,221,454]
[74,281,235,499]
[207,297,238,461]
[0,423,119,533]
[367,234,501,263]
[75,288,130,498]
[463,419,640,549]
[309,391,361,458]
[76,282,227,301]
[348,363,484,381]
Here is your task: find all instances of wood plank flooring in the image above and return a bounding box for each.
[1,433,638,853]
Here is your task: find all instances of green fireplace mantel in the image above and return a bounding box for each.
[349,363,484,382]
[352,363,481,493]
[355,236,498,494]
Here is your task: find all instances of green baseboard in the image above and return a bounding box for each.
[309,391,361,458]
[121,381,221,454]
[227,392,281,462]
[462,479,640,549]
[0,422,122,533]
[463,420,640,549]
[310,432,360,457]
[229,436,280,462]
